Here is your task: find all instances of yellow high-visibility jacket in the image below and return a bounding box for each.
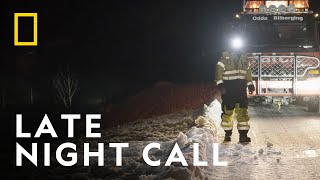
[215,51,253,86]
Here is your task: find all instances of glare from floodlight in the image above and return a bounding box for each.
[231,37,244,49]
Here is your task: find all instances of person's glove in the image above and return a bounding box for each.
[248,84,255,94]
[217,83,226,95]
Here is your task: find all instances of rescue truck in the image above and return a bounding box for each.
[227,0,320,112]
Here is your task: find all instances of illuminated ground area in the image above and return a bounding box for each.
[209,104,320,180]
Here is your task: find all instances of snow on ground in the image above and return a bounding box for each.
[201,100,283,180]
[78,100,284,180]
[16,100,320,180]
[205,103,320,180]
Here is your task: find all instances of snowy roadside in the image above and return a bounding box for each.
[86,100,223,180]
[203,101,283,180]
[10,100,284,180]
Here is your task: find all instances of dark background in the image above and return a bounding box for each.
[0,0,319,104]
[0,1,319,177]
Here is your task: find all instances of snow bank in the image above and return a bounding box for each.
[17,99,284,180]
[203,100,223,124]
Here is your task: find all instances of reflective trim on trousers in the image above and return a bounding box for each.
[238,122,249,126]
[237,126,250,130]
[222,127,233,130]
[221,121,233,126]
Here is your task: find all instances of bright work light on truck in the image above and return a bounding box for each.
[308,69,320,75]
[231,37,244,50]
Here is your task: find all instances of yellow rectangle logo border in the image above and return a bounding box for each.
[14,13,38,46]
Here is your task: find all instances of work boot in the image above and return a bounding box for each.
[224,130,232,142]
[239,130,251,143]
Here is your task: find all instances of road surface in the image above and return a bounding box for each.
[210,104,320,180]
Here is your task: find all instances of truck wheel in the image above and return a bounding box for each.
[307,97,320,112]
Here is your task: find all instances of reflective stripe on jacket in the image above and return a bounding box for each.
[215,51,253,85]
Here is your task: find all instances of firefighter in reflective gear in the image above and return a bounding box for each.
[215,51,255,143]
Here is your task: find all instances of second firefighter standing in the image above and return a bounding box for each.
[215,50,255,143]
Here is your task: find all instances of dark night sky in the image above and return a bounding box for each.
[1,0,320,102]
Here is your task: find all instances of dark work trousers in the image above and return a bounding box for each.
[221,80,250,131]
